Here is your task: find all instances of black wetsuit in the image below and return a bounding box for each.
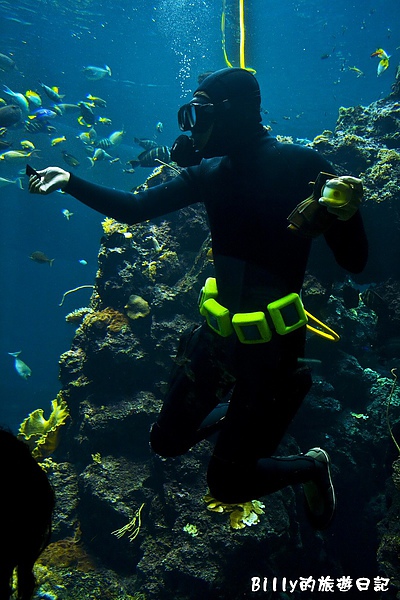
[65,130,368,504]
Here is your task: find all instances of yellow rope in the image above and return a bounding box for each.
[305,310,340,342]
[221,0,255,73]
[239,0,245,69]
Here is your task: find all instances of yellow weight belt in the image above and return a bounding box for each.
[198,277,339,344]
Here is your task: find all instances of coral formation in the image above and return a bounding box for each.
[18,393,70,460]
[125,295,150,320]
[203,493,265,529]
[81,307,130,334]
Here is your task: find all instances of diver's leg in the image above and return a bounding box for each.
[206,336,336,528]
[150,324,234,457]
[207,362,314,499]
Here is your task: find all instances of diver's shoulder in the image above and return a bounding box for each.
[272,137,331,165]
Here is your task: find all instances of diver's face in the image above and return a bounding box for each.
[191,91,214,152]
[192,123,214,151]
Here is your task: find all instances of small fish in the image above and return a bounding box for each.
[30,250,54,266]
[134,137,159,150]
[24,120,56,135]
[109,129,125,146]
[96,137,113,150]
[20,140,35,150]
[77,130,95,145]
[62,208,73,219]
[78,259,88,265]
[25,90,42,106]
[92,148,112,161]
[82,65,112,80]
[78,102,95,126]
[86,94,107,107]
[0,149,38,162]
[129,146,171,168]
[348,66,364,78]
[38,81,65,103]
[371,48,390,76]
[2,85,29,113]
[0,176,23,189]
[360,288,386,313]
[53,103,80,115]
[97,117,112,125]
[61,150,80,168]
[29,108,57,121]
[8,351,32,380]
[0,53,17,72]
[51,136,66,146]
[156,121,163,133]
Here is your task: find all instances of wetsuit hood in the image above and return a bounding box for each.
[194,68,263,157]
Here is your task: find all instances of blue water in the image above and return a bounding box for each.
[0,0,398,430]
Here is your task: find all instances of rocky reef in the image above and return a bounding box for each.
[26,70,400,600]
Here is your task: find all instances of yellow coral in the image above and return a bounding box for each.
[124,295,150,319]
[82,307,130,333]
[18,393,70,460]
[203,493,265,529]
[101,217,129,235]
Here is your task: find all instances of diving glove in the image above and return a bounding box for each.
[170,134,202,167]
[287,172,363,238]
[319,175,363,221]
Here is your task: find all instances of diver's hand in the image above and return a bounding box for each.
[170,135,201,167]
[318,176,363,221]
[28,167,70,195]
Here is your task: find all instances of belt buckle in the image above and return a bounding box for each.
[267,293,308,335]
[232,312,272,344]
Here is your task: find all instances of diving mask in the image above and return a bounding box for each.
[178,100,215,133]
[178,98,230,133]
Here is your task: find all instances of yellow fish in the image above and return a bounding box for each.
[25,90,42,106]
[86,94,107,107]
[98,117,112,125]
[348,66,364,78]
[371,48,390,76]
[0,149,38,162]
[20,140,35,150]
[51,136,66,146]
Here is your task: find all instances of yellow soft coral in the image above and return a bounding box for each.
[101,217,129,236]
[82,307,130,333]
[203,493,265,529]
[18,393,70,460]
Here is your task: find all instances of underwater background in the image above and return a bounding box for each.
[0,0,398,429]
[2,1,400,599]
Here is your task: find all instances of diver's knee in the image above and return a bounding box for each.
[150,423,191,458]
[207,455,251,504]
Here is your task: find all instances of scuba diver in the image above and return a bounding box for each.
[29,68,368,530]
[0,427,55,599]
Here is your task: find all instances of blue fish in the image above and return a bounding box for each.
[30,108,57,121]
[8,351,32,380]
